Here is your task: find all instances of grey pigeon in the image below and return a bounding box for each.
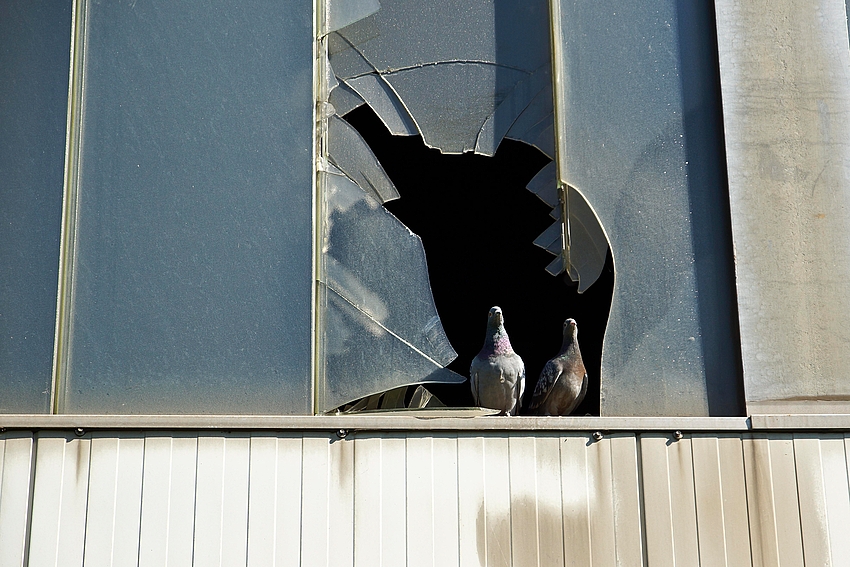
[529,318,587,416]
[470,306,526,415]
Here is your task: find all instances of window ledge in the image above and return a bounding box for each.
[2,413,848,432]
[0,413,751,432]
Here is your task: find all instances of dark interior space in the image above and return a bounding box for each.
[343,106,613,415]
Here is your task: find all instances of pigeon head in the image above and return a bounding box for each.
[560,318,579,351]
[488,306,504,328]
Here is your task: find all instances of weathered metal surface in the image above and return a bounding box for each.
[4,430,850,565]
[549,0,741,416]
[0,435,34,566]
[0,413,752,431]
[715,0,850,413]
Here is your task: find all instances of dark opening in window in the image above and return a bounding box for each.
[343,106,614,416]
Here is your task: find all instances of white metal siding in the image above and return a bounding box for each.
[3,430,850,566]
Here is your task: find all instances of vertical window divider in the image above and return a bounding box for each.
[312,0,327,415]
[52,0,87,414]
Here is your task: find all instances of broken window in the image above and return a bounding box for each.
[1,0,742,417]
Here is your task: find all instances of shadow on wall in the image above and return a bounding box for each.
[344,106,614,415]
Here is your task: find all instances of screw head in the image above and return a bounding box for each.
[74,427,85,437]
[592,431,603,441]
[336,429,348,439]
[673,430,684,441]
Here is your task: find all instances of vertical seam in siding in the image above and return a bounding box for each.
[635,435,649,567]
[110,440,121,566]
[134,436,147,567]
[244,437,253,567]
[688,437,706,567]
[665,442,677,566]
[189,437,201,567]
[790,435,809,566]
[741,435,758,567]
[79,438,94,567]
[21,436,38,567]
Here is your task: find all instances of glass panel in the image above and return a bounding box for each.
[318,171,463,411]
[551,0,741,415]
[0,1,71,413]
[328,0,552,156]
[61,0,314,414]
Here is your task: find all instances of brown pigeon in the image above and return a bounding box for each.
[529,318,587,416]
[470,306,526,416]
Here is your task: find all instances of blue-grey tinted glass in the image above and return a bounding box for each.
[0,1,71,413]
[328,0,552,156]
[317,171,463,410]
[551,1,741,415]
[63,0,313,414]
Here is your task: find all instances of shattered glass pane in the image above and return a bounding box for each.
[324,0,380,34]
[344,74,418,136]
[328,81,366,116]
[551,0,740,415]
[0,0,71,413]
[328,115,400,203]
[329,0,552,156]
[61,0,314,414]
[318,170,463,411]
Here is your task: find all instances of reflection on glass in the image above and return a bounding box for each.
[0,1,71,413]
[551,0,740,415]
[318,171,463,411]
[328,0,552,155]
[62,0,314,414]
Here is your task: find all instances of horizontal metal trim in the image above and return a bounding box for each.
[0,414,754,432]
[749,414,850,430]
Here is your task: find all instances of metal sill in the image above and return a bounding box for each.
[0,413,752,432]
[3,413,849,432]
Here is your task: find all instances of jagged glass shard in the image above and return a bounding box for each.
[545,255,565,277]
[319,170,462,411]
[528,163,609,292]
[62,0,314,414]
[533,222,561,256]
[506,87,553,143]
[324,0,380,34]
[327,114,400,203]
[475,66,551,156]
[0,0,71,413]
[552,0,740,415]
[530,123,556,160]
[383,63,527,153]
[527,161,558,207]
[344,73,419,136]
[319,284,464,410]
[327,32,379,79]
[328,81,366,116]
[324,52,340,94]
[568,186,608,293]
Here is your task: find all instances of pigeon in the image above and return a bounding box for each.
[529,318,587,416]
[470,306,526,416]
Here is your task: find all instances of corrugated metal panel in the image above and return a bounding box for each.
[0,434,34,567]
[3,429,850,565]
